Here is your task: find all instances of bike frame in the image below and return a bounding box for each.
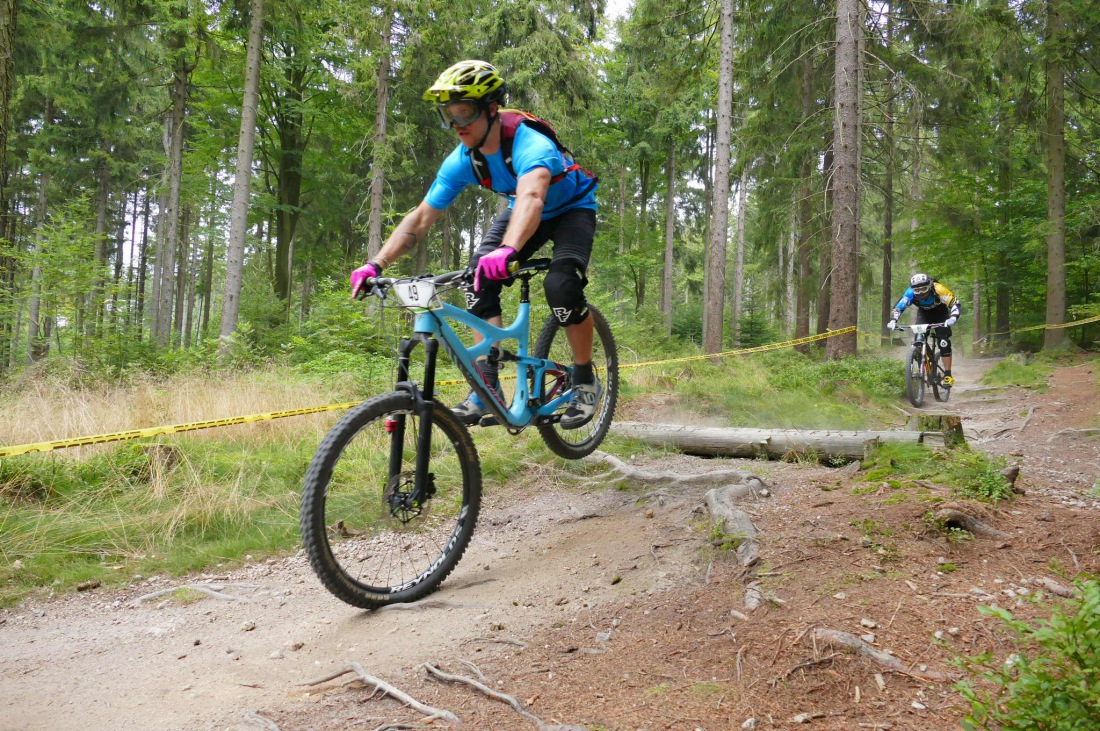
[381,266,575,506]
[897,323,946,385]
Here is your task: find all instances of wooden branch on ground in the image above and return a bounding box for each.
[299,663,458,723]
[806,628,950,681]
[585,450,763,487]
[423,663,585,731]
[611,422,924,462]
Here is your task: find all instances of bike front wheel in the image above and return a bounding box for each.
[533,304,619,459]
[300,391,481,609]
[906,347,926,407]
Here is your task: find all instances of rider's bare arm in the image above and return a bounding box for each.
[374,201,444,268]
[499,167,551,253]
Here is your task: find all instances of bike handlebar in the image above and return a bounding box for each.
[362,257,554,297]
[895,323,947,330]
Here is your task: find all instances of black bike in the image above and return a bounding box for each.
[897,324,950,407]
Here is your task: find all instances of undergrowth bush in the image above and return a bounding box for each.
[956,580,1100,730]
[862,443,1013,503]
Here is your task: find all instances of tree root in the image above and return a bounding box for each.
[585,450,764,488]
[131,583,257,605]
[299,663,458,723]
[931,508,1009,540]
[423,663,586,731]
[244,709,283,730]
[805,628,950,682]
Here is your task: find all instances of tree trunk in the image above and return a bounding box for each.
[366,7,393,261]
[732,164,748,347]
[156,47,194,347]
[880,10,895,345]
[825,0,862,360]
[661,142,676,335]
[88,156,111,337]
[0,0,16,372]
[27,99,51,363]
[795,55,814,352]
[611,422,924,462]
[219,0,264,356]
[704,0,734,354]
[1043,0,1066,349]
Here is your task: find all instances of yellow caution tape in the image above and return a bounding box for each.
[620,326,857,370]
[0,324,855,459]
[0,402,361,458]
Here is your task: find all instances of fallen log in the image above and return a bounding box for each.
[611,422,925,462]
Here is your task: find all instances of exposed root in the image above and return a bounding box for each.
[931,508,1010,540]
[586,450,764,488]
[376,598,469,612]
[299,663,458,723]
[805,628,950,681]
[423,663,586,730]
[244,709,283,730]
[131,583,257,605]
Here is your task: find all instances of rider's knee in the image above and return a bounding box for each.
[465,285,503,320]
[544,261,589,325]
[939,338,953,357]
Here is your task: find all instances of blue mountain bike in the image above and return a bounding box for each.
[300,259,618,608]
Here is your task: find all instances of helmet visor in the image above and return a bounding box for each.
[437,100,483,129]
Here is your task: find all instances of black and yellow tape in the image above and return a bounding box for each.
[0,324,883,459]
[0,402,360,458]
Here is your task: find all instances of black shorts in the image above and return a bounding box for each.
[915,305,952,340]
[472,207,596,271]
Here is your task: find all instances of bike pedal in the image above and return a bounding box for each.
[478,415,499,427]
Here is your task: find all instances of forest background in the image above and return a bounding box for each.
[0,0,1098,380]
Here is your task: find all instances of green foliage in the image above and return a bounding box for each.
[981,355,1053,388]
[956,581,1100,730]
[862,442,1013,504]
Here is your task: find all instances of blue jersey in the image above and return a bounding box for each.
[424,123,597,218]
[893,282,960,320]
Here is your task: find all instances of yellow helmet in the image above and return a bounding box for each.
[423,60,507,104]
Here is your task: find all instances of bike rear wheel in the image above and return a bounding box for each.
[533,304,619,459]
[906,347,926,407]
[300,391,481,609]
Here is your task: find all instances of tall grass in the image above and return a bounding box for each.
[0,349,913,606]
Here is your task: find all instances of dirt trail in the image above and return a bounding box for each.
[2,355,1098,731]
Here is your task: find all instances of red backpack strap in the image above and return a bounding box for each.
[468,109,595,191]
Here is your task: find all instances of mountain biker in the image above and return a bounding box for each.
[887,273,961,386]
[349,60,600,429]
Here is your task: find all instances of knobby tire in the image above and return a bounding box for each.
[533,304,619,459]
[906,346,926,407]
[300,391,481,609]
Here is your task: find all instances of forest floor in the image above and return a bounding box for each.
[2,353,1099,731]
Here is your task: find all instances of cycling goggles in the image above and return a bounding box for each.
[912,283,932,296]
[436,100,484,129]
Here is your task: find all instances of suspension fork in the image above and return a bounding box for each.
[389,333,441,504]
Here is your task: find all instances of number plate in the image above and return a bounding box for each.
[392,281,439,310]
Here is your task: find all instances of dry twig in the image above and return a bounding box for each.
[299,663,458,723]
[423,663,585,730]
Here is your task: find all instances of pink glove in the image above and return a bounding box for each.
[474,246,518,291]
[350,261,382,299]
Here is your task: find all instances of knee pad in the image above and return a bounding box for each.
[939,337,952,358]
[464,283,503,320]
[544,261,588,325]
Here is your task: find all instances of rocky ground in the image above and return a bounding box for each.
[1,354,1098,731]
